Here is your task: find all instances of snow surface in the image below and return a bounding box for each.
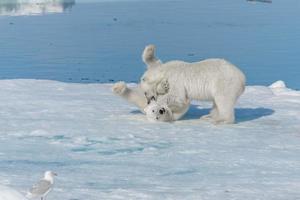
[0,79,300,200]
[0,185,26,200]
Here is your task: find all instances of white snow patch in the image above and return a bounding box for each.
[269,81,300,97]
[0,185,27,200]
[0,79,299,200]
[269,80,286,89]
[29,130,50,136]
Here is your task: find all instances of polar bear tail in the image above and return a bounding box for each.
[142,44,162,68]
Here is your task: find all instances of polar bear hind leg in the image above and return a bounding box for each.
[212,95,236,124]
[142,44,162,68]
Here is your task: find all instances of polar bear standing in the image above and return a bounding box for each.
[113,44,246,124]
[140,45,246,124]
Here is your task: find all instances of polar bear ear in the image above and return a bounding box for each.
[142,44,162,69]
[157,78,169,95]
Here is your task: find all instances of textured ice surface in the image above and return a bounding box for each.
[0,185,26,200]
[0,79,299,199]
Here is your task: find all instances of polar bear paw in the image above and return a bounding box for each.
[200,114,212,120]
[213,119,235,125]
[112,81,127,95]
[143,44,156,61]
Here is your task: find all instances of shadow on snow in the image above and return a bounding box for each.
[130,106,274,123]
[183,105,274,123]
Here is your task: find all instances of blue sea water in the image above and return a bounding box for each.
[0,0,299,89]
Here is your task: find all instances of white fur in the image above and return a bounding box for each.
[112,81,148,112]
[144,101,173,122]
[112,44,190,122]
[112,82,186,121]
[113,44,246,124]
[140,46,246,124]
[142,44,162,68]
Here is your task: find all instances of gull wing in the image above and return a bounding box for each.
[29,179,52,196]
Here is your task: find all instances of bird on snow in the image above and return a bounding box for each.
[26,171,57,200]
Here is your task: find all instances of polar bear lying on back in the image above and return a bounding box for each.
[112,81,187,122]
[113,45,246,124]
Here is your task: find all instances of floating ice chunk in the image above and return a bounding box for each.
[269,80,286,89]
[29,130,50,136]
[0,0,75,16]
[0,185,27,200]
[269,80,300,97]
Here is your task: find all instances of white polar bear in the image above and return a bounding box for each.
[113,44,246,124]
[112,80,188,122]
[112,45,189,121]
[140,45,246,124]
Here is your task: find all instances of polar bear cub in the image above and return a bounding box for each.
[140,46,246,124]
[112,81,185,122]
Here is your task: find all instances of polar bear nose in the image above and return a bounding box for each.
[159,108,165,115]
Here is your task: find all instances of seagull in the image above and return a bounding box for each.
[26,171,57,200]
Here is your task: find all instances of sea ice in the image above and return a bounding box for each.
[0,79,299,200]
[0,184,27,200]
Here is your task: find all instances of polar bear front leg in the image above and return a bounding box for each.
[200,102,219,121]
[112,81,128,95]
[112,82,148,112]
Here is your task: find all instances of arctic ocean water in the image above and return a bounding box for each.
[0,1,300,200]
[0,0,299,89]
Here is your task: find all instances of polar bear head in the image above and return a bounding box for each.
[144,101,173,122]
[140,69,169,104]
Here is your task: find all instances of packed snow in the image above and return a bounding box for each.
[0,185,26,200]
[0,79,299,199]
